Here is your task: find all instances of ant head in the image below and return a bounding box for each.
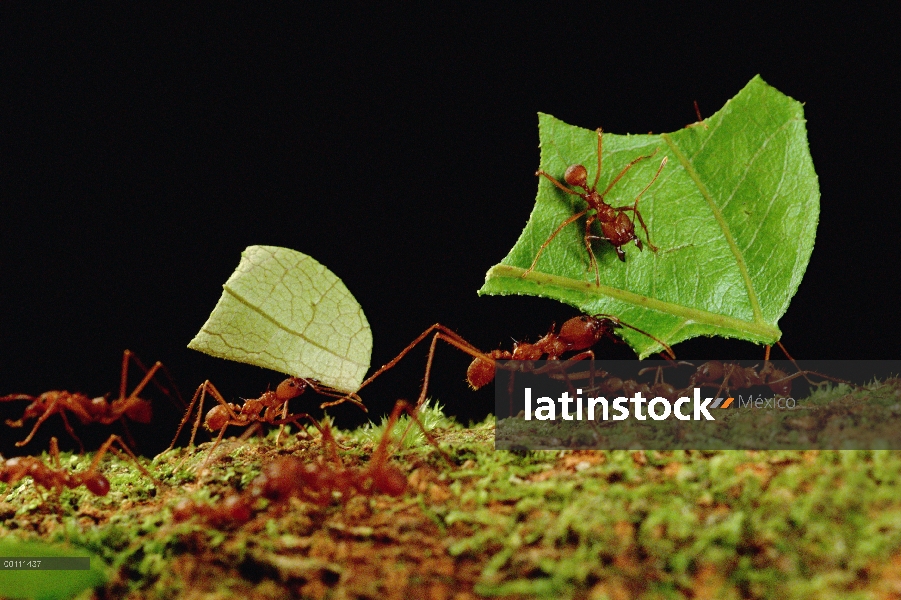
[276,378,309,401]
[564,164,589,188]
[695,361,724,383]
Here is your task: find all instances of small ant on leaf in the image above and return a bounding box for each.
[1,350,182,452]
[0,434,158,498]
[524,128,668,284]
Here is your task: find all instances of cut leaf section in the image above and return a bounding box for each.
[480,76,819,358]
[189,245,372,393]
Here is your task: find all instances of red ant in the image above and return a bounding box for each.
[172,400,452,528]
[165,377,366,465]
[1,350,182,452]
[523,127,668,284]
[341,314,674,415]
[579,354,850,404]
[0,434,158,498]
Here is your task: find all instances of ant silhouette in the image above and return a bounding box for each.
[0,434,158,498]
[523,127,668,284]
[1,350,182,453]
[172,400,451,528]
[164,377,366,466]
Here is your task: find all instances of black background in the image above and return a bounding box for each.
[2,5,898,457]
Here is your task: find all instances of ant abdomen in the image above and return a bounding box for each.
[467,349,512,390]
[124,400,153,424]
[204,404,232,432]
[84,473,111,496]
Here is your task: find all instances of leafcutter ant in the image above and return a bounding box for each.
[524,128,668,284]
[1,350,182,453]
[342,314,674,415]
[164,377,366,466]
[0,434,159,498]
[172,400,452,528]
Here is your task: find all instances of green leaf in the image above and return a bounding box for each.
[0,540,106,600]
[188,245,372,393]
[480,76,818,358]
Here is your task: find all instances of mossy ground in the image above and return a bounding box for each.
[2,384,901,600]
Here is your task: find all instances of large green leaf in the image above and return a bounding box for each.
[480,76,818,358]
[189,245,372,393]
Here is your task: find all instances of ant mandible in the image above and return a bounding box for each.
[523,128,668,285]
[1,350,182,453]
[172,400,452,528]
[165,377,366,465]
[0,434,158,498]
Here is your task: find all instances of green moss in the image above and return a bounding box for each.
[3,384,901,598]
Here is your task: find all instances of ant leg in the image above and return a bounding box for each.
[592,128,604,190]
[583,216,601,285]
[523,208,592,278]
[771,340,827,387]
[118,418,138,452]
[89,434,161,489]
[372,401,454,471]
[56,410,86,454]
[536,169,584,196]
[766,368,854,391]
[166,383,206,453]
[347,324,496,410]
[617,157,667,253]
[314,385,366,411]
[120,350,185,408]
[166,381,234,454]
[49,437,62,469]
[14,396,62,448]
[592,314,676,360]
[599,149,659,197]
[1,393,35,404]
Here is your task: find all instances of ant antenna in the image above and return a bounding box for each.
[591,313,675,360]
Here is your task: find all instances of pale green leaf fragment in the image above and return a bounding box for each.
[0,540,106,600]
[480,76,819,358]
[189,245,372,393]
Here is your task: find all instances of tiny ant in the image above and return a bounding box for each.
[165,377,366,465]
[172,400,451,528]
[1,350,182,453]
[524,128,668,284]
[0,434,158,498]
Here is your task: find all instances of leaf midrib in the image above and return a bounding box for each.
[222,284,369,370]
[488,264,781,340]
[660,132,765,325]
